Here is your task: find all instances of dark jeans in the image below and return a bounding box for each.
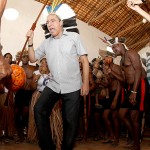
[34,86,81,150]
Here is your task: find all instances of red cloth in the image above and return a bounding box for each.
[140,78,145,111]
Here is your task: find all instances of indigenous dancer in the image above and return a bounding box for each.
[28,57,63,148]
[0,53,15,144]
[15,50,37,141]
[102,56,122,146]
[28,57,51,143]
[110,37,145,150]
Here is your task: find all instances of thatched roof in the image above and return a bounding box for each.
[35,0,150,52]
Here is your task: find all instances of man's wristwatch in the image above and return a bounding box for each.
[28,43,33,47]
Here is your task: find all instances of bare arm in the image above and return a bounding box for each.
[127,0,150,22]
[111,80,121,109]
[26,30,37,63]
[127,0,150,5]
[128,51,142,92]
[31,73,41,90]
[109,65,125,83]
[79,55,89,96]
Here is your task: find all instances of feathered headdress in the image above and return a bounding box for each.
[99,37,128,50]
[99,49,116,58]
[41,0,78,39]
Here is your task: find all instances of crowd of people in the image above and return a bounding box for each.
[0,1,150,150]
[0,37,149,150]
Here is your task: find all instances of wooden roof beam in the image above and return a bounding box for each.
[127,23,149,45]
[112,21,144,37]
[129,38,150,48]
[76,0,87,14]
[110,12,134,36]
[87,0,108,24]
[72,0,81,10]
[84,0,99,23]
[125,24,146,44]
[90,0,126,23]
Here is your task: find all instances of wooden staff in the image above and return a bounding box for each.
[17,0,49,65]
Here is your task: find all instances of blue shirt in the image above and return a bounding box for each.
[35,30,88,93]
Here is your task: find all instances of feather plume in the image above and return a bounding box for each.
[99,49,116,58]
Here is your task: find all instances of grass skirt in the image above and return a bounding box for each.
[0,92,15,137]
[28,90,63,148]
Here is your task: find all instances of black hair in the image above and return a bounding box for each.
[99,60,103,65]
[91,58,97,63]
[4,53,12,58]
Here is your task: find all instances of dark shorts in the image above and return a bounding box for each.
[121,79,146,111]
[102,91,121,110]
[15,89,34,107]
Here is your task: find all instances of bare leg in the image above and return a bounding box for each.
[112,110,120,145]
[119,108,133,142]
[130,110,140,150]
[102,109,114,141]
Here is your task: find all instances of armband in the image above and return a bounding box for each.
[131,90,137,94]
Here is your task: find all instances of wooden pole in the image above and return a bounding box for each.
[112,21,143,37]
[129,38,150,48]
[110,12,134,36]
[17,0,49,65]
[87,0,108,24]
[90,0,125,23]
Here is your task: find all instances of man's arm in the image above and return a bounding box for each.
[111,80,121,109]
[108,64,125,83]
[127,0,150,5]
[129,51,142,92]
[26,30,37,63]
[110,69,125,83]
[127,0,150,22]
[79,55,89,96]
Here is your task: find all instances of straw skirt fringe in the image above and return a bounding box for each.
[28,90,63,148]
[0,92,15,137]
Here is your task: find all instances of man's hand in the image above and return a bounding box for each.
[129,92,137,105]
[127,0,141,10]
[127,0,143,5]
[26,29,34,44]
[111,100,117,110]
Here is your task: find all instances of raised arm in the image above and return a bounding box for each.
[26,29,37,63]
[127,0,150,22]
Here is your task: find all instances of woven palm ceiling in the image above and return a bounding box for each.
[35,0,150,52]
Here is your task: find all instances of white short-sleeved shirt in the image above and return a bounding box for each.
[35,30,88,94]
[34,70,51,92]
